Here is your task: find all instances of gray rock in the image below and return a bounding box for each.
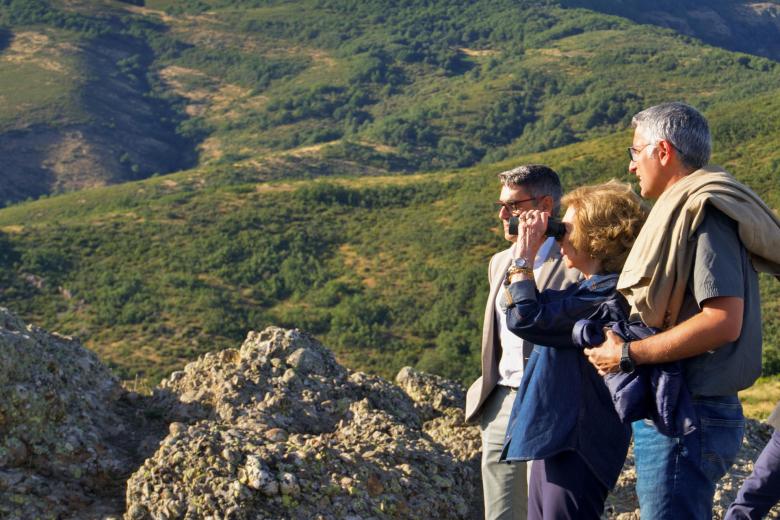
[124,327,478,519]
[287,347,324,374]
[1,310,776,520]
[279,472,301,496]
[0,307,134,519]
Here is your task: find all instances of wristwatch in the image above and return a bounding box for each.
[505,257,534,285]
[619,341,635,374]
[512,257,530,269]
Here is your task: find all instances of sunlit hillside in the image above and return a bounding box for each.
[0,89,777,384]
[0,0,778,386]
[1,0,779,202]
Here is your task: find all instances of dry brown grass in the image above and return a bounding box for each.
[740,376,780,420]
[459,48,498,57]
[1,31,71,73]
[254,182,296,193]
[288,141,341,156]
[338,244,385,289]
[120,4,177,25]
[0,225,24,234]
[198,136,224,161]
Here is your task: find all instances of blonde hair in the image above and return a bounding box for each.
[562,180,648,273]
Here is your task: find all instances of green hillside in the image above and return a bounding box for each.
[0,0,778,385]
[1,89,778,385]
[1,0,779,202]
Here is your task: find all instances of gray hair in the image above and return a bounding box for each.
[498,164,562,214]
[631,102,711,170]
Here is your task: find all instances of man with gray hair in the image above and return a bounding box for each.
[585,102,780,518]
[466,164,580,520]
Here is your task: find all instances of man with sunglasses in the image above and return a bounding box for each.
[465,164,581,520]
[585,102,780,518]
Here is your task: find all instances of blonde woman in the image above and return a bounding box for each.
[499,181,648,519]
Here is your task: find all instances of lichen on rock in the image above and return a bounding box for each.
[0,307,132,519]
[126,327,477,519]
[1,309,778,519]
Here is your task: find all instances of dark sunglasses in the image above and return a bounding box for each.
[495,197,537,212]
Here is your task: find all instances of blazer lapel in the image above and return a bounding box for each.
[489,248,514,303]
[480,247,513,381]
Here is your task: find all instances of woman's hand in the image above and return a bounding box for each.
[512,209,548,263]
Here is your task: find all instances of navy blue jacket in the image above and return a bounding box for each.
[499,274,631,490]
[573,310,697,438]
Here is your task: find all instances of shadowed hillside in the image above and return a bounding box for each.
[0,1,198,205]
[0,25,10,50]
[563,0,780,61]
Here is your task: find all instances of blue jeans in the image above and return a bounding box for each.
[633,395,745,519]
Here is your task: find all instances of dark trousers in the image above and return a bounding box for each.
[725,429,780,520]
[528,450,608,520]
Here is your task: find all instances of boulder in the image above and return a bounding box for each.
[126,327,477,519]
[0,308,132,519]
[0,308,777,519]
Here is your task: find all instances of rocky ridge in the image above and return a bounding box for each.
[0,308,132,518]
[125,327,480,519]
[0,307,777,519]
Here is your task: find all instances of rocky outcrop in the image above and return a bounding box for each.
[0,308,778,519]
[0,308,133,519]
[125,327,479,519]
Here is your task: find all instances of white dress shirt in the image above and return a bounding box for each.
[495,237,556,387]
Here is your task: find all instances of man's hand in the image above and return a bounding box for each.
[584,330,623,376]
[584,297,745,372]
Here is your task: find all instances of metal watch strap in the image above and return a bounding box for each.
[620,341,635,374]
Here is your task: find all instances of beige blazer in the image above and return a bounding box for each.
[464,244,581,423]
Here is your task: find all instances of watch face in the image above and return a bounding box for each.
[514,257,529,269]
[619,357,635,373]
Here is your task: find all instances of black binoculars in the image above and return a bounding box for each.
[508,216,566,241]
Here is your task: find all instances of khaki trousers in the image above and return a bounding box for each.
[480,385,528,520]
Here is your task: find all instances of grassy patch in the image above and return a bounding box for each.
[740,376,780,421]
[0,31,85,129]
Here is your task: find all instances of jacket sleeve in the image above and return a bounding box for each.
[504,279,610,348]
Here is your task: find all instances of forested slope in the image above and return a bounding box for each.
[1,0,779,201]
[0,0,777,385]
[0,89,777,384]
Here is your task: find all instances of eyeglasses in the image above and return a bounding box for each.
[495,197,537,213]
[628,141,681,161]
[627,143,652,161]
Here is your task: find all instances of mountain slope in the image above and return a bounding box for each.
[563,0,780,61]
[0,1,198,205]
[0,88,777,385]
[0,0,778,385]
[1,0,779,204]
